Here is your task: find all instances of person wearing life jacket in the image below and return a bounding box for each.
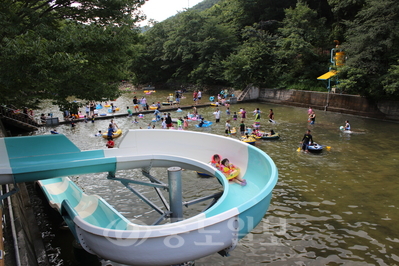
[210,154,222,168]
[254,111,261,124]
[106,136,115,148]
[219,158,246,186]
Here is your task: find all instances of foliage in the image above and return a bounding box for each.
[337,66,370,95]
[327,0,366,41]
[132,0,399,100]
[286,82,327,92]
[340,0,399,98]
[225,0,297,29]
[129,22,174,86]
[223,26,278,89]
[131,9,238,87]
[0,0,145,109]
[3,0,399,105]
[191,0,221,12]
[133,0,340,93]
[275,1,329,87]
[382,62,399,97]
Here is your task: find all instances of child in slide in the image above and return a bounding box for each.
[219,158,246,186]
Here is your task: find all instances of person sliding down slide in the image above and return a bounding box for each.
[209,154,221,168]
[219,158,246,186]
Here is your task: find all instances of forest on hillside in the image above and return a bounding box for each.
[131,0,399,100]
[1,0,399,111]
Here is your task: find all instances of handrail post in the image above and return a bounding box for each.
[168,167,183,222]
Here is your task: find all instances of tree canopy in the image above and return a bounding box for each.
[3,0,399,107]
[341,0,399,98]
[0,0,146,109]
[128,0,399,100]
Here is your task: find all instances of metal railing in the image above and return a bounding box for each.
[0,106,41,128]
[237,84,252,101]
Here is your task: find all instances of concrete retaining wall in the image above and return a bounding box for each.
[10,183,49,266]
[242,88,399,121]
[377,100,399,121]
[0,119,49,266]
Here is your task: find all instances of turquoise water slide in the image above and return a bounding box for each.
[0,134,115,184]
[0,130,278,265]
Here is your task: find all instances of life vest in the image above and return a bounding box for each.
[210,154,221,168]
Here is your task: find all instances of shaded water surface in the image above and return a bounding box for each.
[32,90,399,265]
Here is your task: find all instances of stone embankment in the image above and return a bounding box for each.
[242,87,399,122]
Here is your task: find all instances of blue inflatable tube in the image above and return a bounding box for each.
[196,121,213,128]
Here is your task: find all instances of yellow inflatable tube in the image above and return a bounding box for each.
[222,167,240,180]
[102,129,123,139]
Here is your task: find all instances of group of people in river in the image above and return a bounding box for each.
[55,91,355,155]
[127,101,280,141]
[104,119,119,148]
[300,106,351,152]
[155,101,277,135]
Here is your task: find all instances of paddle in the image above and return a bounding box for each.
[297,142,303,152]
[322,145,331,151]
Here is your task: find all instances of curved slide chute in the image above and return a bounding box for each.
[0,130,278,265]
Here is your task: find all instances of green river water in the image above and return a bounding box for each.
[30,89,399,266]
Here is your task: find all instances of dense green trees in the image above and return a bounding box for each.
[133,0,330,90]
[223,26,277,88]
[341,0,399,98]
[129,0,399,100]
[3,0,399,107]
[0,0,145,109]
[275,1,329,87]
[130,9,238,87]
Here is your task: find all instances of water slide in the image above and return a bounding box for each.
[0,130,278,265]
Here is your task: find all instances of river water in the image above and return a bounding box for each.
[31,89,399,266]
